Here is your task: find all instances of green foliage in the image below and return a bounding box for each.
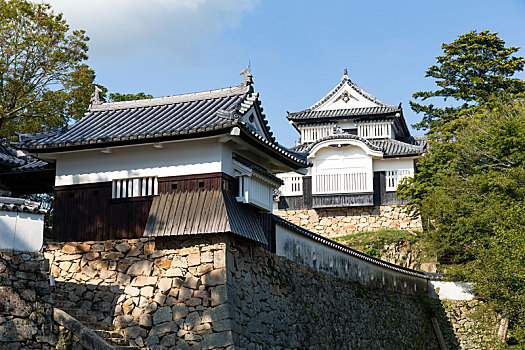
[411,30,525,135]
[0,0,98,139]
[416,100,525,344]
[333,229,420,258]
[108,92,153,102]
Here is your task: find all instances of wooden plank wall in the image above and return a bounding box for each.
[53,173,238,242]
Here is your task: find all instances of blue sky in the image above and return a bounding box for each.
[48,0,525,147]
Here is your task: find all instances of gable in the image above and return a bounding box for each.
[315,84,380,111]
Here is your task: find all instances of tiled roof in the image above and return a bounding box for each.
[232,153,284,185]
[17,84,252,149]
[144,189,267,245]
[0,142,52,174]
[0,196,46,214]
[310,73,392,110]
[288,106,400,121]
[273,215,428,278]
[291,134,426,157]
[373,138,427,157]
[291,134,382,153]
[0,142,24,168]
[287,73,400,122]
[15,81,307,167]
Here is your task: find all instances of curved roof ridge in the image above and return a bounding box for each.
[302,73,394,113]
[302,134,382,153]
[90,83,252,112]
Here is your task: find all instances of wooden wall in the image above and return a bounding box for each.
[278,172,404,210]
[53,173,237,242]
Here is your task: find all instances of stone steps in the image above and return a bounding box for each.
[52,291,138,349]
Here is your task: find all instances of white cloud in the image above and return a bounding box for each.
[44,0,259,61]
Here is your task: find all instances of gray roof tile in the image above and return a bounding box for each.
[291,134,426,157]
[15,82,307,167]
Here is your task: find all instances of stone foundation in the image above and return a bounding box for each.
[0,250,58,349]
[275,205,422,238]
[45,235,234,349]
[433,300,501,350]
[228,236,439,349]
[45,235,440,349]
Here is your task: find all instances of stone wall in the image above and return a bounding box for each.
[46,233,499,350]
[227,236,439,349]
[46,235,235,349]
[432,300,500,350]
[0,250,57,349]
[275,205,422,238]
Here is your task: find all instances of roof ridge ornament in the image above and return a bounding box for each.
[90,85,103,106]
[342,67,349,81]
[240,65,253,86]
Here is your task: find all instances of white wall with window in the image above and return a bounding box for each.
[312,145,373,194]
[277,173,303,196]
[374,158,415,191]
[233,160,279,212]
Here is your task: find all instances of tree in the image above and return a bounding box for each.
[419,100,525,345]
[410,30,525,136]
[399,31,525,211]
[0,0,94,139]
[108,92,153,102]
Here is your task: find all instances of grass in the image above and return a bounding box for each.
[332,229,421,257]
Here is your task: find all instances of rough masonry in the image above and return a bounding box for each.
[275,205,422,238]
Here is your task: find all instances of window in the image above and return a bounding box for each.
[385,170,412,191]
[277,174,303,196]
[357,122,392,139]
[112,176,158,199]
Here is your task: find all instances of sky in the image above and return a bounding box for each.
[46,0,525,147]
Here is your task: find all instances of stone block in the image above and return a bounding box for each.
[128,260,154,276]
[158,277,172,293]
[0,318,37,341]
[201,304,230,323]
[131,276,157,287]
[149,321,178,337]
[114,315,134,329]
[139,314,152,328]
[172,304,189,320]
[178,286,192,301]
[184,275,200,289]
[211,284,228,306]
[164,268,183,277]
[141,286,154,298]
[152,306,172,325]
[115,242,131,253]
[202,268,226,287]
[124,285,140,297]
[214,250,226,269]
[201,331,233,349]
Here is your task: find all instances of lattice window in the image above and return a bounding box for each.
[112,176,158,198]
[300,125,334,143]
[313,171,371,194]
[357,122,392,139]
[278,174,303,196]
[385,169,412,191]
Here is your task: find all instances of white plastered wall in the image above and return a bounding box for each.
[54,138,228,186]
[373,158,415,172]
[275,224,428,295]
[0,211,44,252]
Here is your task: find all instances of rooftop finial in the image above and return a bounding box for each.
[342,67,349,80]
[240,65,253,86]
[90,85,103,106]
